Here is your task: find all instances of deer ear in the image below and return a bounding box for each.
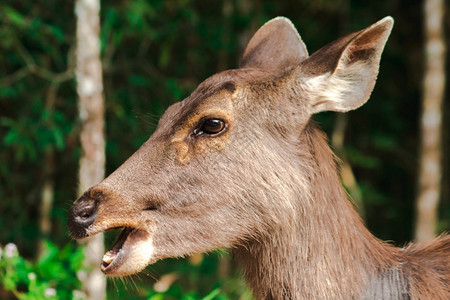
[240,17,308,71]
[301,17,394,113]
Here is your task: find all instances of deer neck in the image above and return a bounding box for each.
[233,122,399,299]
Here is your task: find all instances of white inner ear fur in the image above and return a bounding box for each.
[301,17,394,114]
[303,57,377,114]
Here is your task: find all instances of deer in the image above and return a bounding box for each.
[68,16,450,299]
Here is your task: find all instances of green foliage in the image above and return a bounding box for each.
[148,287,222,300]
[0,242,83,299]
[102,245,252,299]
[0,242,251,299]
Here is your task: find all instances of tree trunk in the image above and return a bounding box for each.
[415,0,446,242]
[75,0,106,299]
[38,149,54,257]
[38,84,58,258]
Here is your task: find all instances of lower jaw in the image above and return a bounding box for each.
[100,227,134,274]
[99,227,156,276]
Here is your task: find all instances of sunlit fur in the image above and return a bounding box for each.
[69,16,450,299]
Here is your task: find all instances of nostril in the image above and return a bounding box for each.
[68,190,104,239]
[77,202,96,219]
[71,197,98,227]
[78,205,94,219]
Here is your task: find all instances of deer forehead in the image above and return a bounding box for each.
[162,69,272,132]
[156,68,298,162]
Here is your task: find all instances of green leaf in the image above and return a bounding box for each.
[130,75,150,86]
[202,288,221,300]
[37,241,58,267]
[68,246,85,272]
[3,275,17,291]
[346,147,381,169]
[4,129,18,145]
[49,25,65,41]
[148,294,164,300]
[4,7,27,27]
[52,128,65,149]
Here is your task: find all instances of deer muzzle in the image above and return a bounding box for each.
[68,187,157,276]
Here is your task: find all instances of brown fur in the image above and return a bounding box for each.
[68,17,449,299]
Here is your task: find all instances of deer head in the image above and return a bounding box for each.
[68,17,393,277]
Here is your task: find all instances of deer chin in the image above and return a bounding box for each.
[100,227,155,277]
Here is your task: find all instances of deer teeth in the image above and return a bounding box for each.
[102,251,115,265]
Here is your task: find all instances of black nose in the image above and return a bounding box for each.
[68,192,99,239]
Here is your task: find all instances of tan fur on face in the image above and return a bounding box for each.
[170,89,235,164]
[69,16,450,299]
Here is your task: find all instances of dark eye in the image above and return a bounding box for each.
[195,118,226,136]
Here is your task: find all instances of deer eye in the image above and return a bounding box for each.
[194,118,226,136]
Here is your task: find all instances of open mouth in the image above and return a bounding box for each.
[99,226,155,276]
[101,227,134,273]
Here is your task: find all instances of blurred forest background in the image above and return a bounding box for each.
[0,0,449,299]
